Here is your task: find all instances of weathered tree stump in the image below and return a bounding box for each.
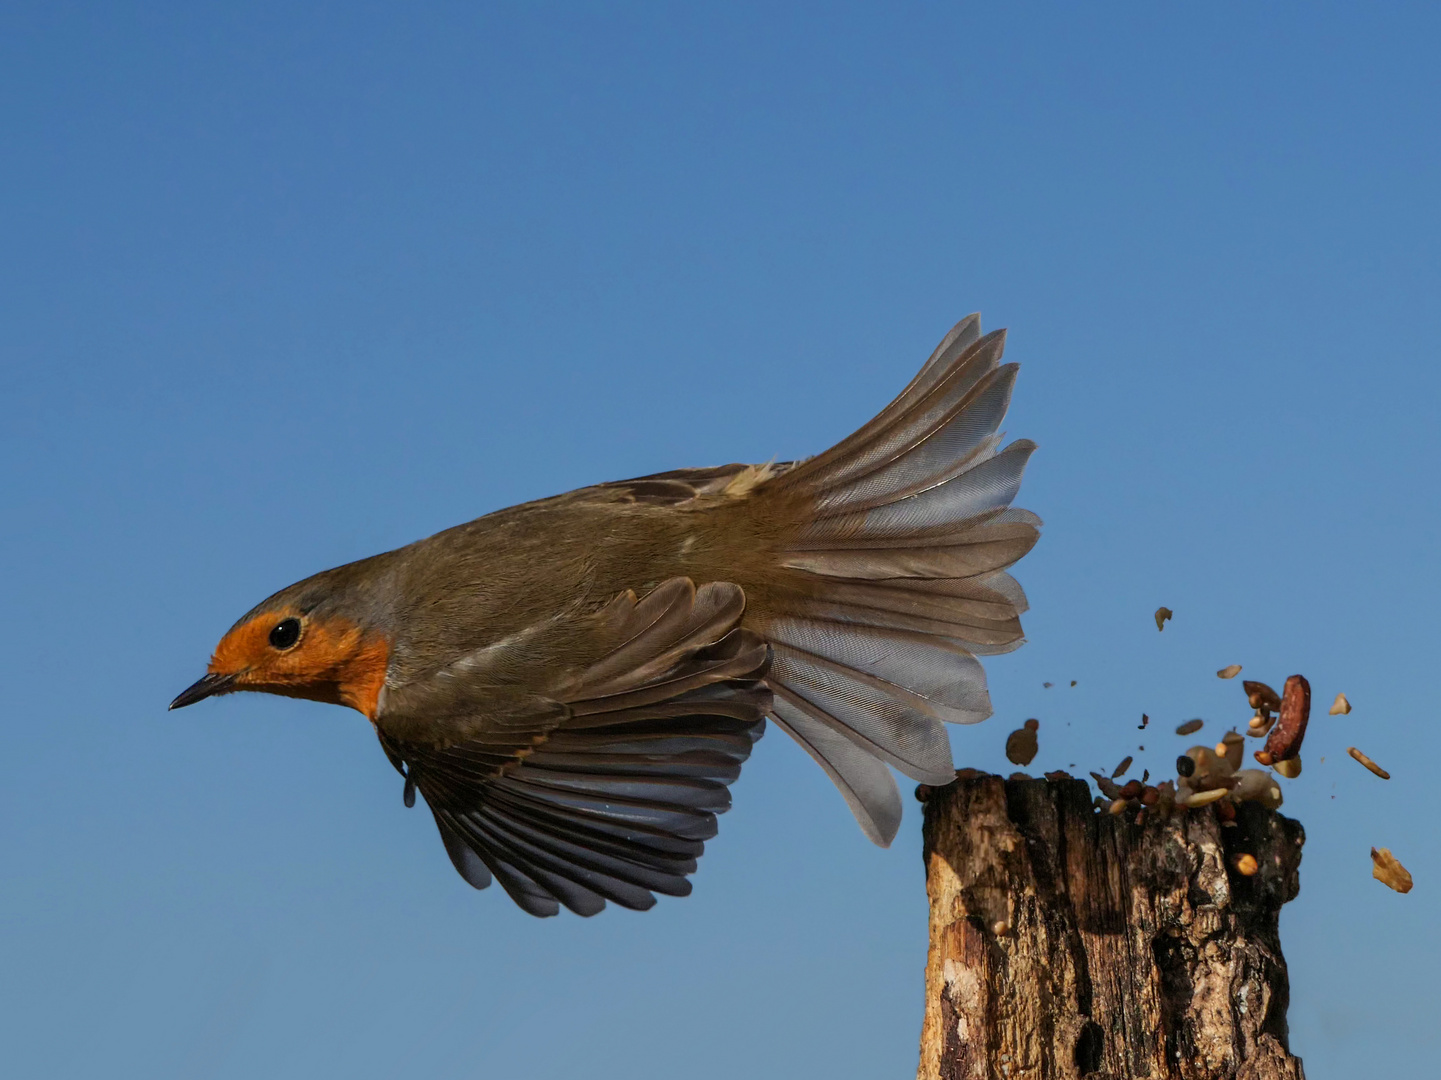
[917,772,1306,1080]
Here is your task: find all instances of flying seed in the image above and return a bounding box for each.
[1371,848,1413,894]
[1184,787,1228,808]
[1070,680,1077,687]
[1043,682,1053,688]
[1155,607,1173,631]
[1248,713,1274,737]
[1262,675,1310,762]
[1244,680,1282,713]
[1348,747,1390,780]
[1233,853,1258,876]
[1217,664,1243,679]
[1330,693,1352,715]
[1176,718,1204,736]
[1091,772,1123,799]
[1176,754,1195,778]
[1272,756,1302,780]
[1112,756,1133,779]
[1139,713,1150,730]
[1005,721,1040,766]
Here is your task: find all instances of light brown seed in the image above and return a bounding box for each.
[1233,853,1259,876]
[992,920,1011,936]
[1111,755,1133,779]
[1371,848,1413,894]
[1176,718,1204,736]
[1109,798,1129,815]
[1217,664,1243,679]
[1272,756,1302,779]
[1248,713,1275,737]
[1348,746,1390,780]
[1184,787,1229,808]
[1155,606,1173,631]
[1330,693,1352,716]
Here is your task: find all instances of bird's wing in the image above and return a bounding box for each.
[375,578,771,917]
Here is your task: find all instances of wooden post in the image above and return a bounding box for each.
[917,772,1306,1080]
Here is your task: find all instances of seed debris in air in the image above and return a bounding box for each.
[1070,680,1077,687]
[1217,664,1243,679]
[1155,606,1173,631]
[1371,848,1413,894]
[1138,713,1149,730]
[1005,719,1040,766]
[1043,681,1053,688]
[1348,747,1390,780]
[1176,718,1204,736]
[1330,693,1352,715]
[1232,853,1259,876]
[1256,675,1310,765]
[1244,680,1282,714]
[1111,755,1133,779]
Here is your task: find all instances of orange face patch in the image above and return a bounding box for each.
[209,609,390,719]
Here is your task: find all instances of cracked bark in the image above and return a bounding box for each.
[917,772,1306,1080]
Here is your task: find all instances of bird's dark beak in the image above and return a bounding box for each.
[169,671,239,710]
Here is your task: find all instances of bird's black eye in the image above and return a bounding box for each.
[268,618,302,650]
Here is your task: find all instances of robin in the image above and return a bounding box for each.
[172,315,1039,917]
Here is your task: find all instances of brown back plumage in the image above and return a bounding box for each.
[178,314,1039,916]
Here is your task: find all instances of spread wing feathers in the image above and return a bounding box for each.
[749,316,1040,846]
[380,579,771,917]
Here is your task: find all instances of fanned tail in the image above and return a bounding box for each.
[754,315,1040,845]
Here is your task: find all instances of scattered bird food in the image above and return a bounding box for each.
[1070,680,1077,687]
[1248,712,1275,737]
[1183,787,1228,808]
[1155,606,1173,631]
[1138,713,1150,730]
[1230,769,1284,809]
[992,920,1011,936]
[1272,757,1302,780]
[1175,754,1195,778]
[1259,675,1310,763]
[1111,756,1133,779]
[1371,848,1413,894]
[1243,680,1282,715]
[1232,853,1259,876]
[1176,718,1204,736]
[1217,730,1245,771]
[1043,681,1053,688]
[1217,664,1243,679]
[1090,772,1123,799]
[1329,693,1352,715]
[1348,747,1390,780]
[1005,719,1040,766]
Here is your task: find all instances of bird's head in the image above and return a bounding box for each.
[171,567,392,719]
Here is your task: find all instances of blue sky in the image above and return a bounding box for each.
[2,4,1438,1076]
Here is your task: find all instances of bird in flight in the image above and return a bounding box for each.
[172,315,1039,916]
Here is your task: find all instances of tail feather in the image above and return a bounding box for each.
[753,315,1040,845]
[768,696,903,846]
